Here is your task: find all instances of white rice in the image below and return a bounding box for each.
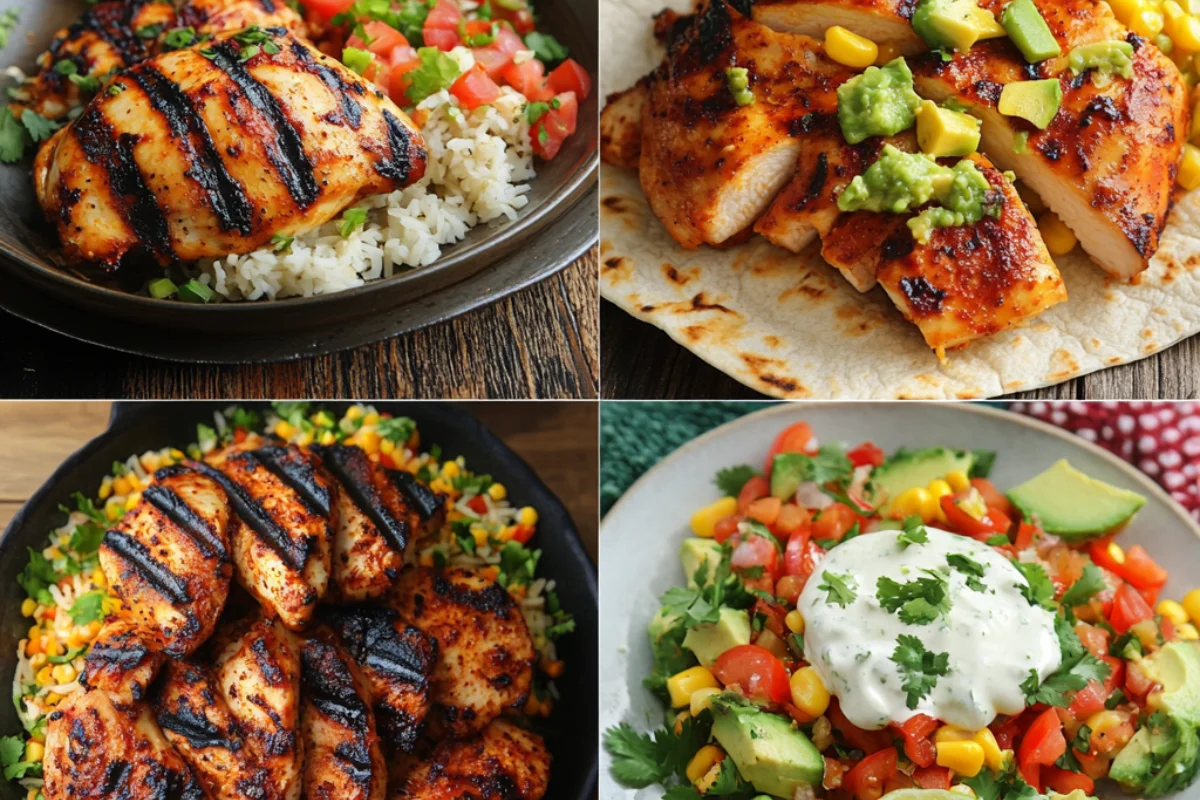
[198,57,537,301]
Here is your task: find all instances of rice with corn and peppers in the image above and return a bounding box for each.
[2,403,574,799]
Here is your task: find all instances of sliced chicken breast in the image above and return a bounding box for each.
[390,719,551,800]
[80,618,165,704]
[389,567,535,739]
[387,469,448,540]
[751,0,925,54]
[98,465,234,658]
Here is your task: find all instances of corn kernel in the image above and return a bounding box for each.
[1108,0,1141,23]
[667,666,720,708]
[785,609,806,634]
[52,664,75,684]
[67,630,86,650]
[935,725,975,744]
[470,524,489,548]
[124,491,142,511]
[1167,3,1200,49]
[346,405,364,421]
[44,638,61,658]
[44,692,61,706]
[488,483,508,501]
[356,430,380,454]
[98,475,113,500]
[1038,212,1078,256]
[36,666,53,686]
[691,496,737,538]
[87,620,103,639]
[790,666,831,718]
[1108,541,1127,564]
[380,438,396,455]
[364,412,380,426]
[695,762,724,794]
[1130,7,1165,36]
[974,727,1004,771]
[519,506,538,527]
[687,745,725,784]
[1179,143,1200,190]
[1178,623,1199,640]
[28,624,41,642]
[105,498,124,521]
[690,686,722,716]
[275,420,295,440]
[945,470,970,493]
[893,487,939,523]
[1183,589,1200,625]
[1158,599,1190,625]
[24,741,44,763]
[93,567,106,588]
[441,461,461,478]
[1132,618,1160,649]
[937,740,986,777]
[29,654,46,670]
[21,598,35,617]
[825,26,879,68]
[319,430,336,446]
[875,40,903,65]
[418,550,435,568]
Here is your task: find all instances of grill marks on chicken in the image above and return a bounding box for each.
[34,29,428,269]
[391,719,551,800]
[98,467,234,659]
[80,619,165,704]
[390,567,535,739]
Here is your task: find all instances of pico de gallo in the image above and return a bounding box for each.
[294,0,591,159]
[604,420,1200,800]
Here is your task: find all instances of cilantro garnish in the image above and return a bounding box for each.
[817,570,857,607]
[20,109,60,143]
[891,634,950,709]
[0,734,40,781]
[0,8,20,50]
[897,516,928,548]
[162,26,198,51]
[376,415,416,443]
[986,534,1010,546]
[661,544,755,628]
[1012,560,1056,609]
[714,465,758,497]
[1021,614,1111,707]
[406,46,461,105]
[771,444,854,490]
[603,712,713,789]
[17,547,58,605]
[877,569,950,625]
[1060,562,1106,608]
[69,589,109,625]
[0,107,30,163]
[524,31,569,64]
[334,0,430,46]
[947,552,987,592]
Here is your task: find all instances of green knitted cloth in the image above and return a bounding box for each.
[600,402,777,516]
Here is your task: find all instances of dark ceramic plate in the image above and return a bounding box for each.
[0,401,599,800]
[0,0,598,360]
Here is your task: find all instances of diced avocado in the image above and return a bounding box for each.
[1143,642,1200,728]
[872,447,975,514]
[1000,0,1061,62]
[710,693,824,797]
[680,538,723,588]
[1110,726,1156,789]
[997,79,1063,130]
[916,100,981,157]
[648,606,695,675]
[1006,459,1146,539]
[836,58,922,145]
[770,454,808,499]
[912,0,1006,52]
[1068,40,1135,84]
[1146,720,1200,796]
[683,607,751,666]
[1111,713,1200,796]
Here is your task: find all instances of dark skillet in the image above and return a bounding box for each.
[0,0,598,361]
[0,401,599,800]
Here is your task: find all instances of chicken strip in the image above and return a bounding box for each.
[197,445,336,629]
[42,688,204,800]
[80,618,165,704]
[390,567,535,739]
[13,0,304,122]
[600,83,648,169]
[300,632,388,800]
[322,605,438,754]
[387,469,448,541]
[751,0,924,54]
[639,0,854,247]
[314,444,420,603]
[390,719,550,800]
[34,27,427,269]
[98,465,234,658]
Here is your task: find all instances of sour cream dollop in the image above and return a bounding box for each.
[798,527,1061,731]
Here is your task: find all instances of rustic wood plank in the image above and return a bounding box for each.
[0,403,110,502]
[0,252,598,399]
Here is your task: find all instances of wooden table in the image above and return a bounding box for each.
[0,401,598,564]
[1,253,599,400]
[602,300,1200,400]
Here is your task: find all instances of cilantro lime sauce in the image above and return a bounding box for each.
[797,527,1061,731]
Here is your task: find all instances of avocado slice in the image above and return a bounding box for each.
[1112,712,1200,796]
[683,607,752,667]
[997,79,1063,130]
[999,0,1061,62]
[1143,642,1200,728]
[872,447,975,514]
[916,100,981,157]
[1006,459,1146,539]
[710,693,824,796]
[911,0,1006,52]
[680,538,723,588]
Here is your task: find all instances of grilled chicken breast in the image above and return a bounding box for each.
[300,633,388,800]
[600,83,648,169]
[751,0,924,54]
[34,28,427,269]
[80,618,166,704]
[322,605,438,754]
[390,567,535,739]
[314,444,420,603]
[98,465,234,658]
[390,719,551,800]
[388,469,449,541]
[639,0,854,247]
[43,689,204,800]
[14,0,304,123]
[199,445,337,630]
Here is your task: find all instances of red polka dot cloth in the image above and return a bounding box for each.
[1008,402,1200,521]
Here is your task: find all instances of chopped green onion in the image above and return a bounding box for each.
[338,207,369,237]
[53,60,78,76]
[147,278,178,299]
[525,100,550,123]
[107,82,126,96]
[162,26,198,51]
[271,233,294,253]
[136,23,165,40]
[178,279,215,303]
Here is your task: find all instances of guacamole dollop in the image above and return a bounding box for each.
[836,58,922,145]
[838,145,1001,242]
[1068,40,1134,86]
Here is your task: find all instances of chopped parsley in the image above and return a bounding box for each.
[877,569,951,625]
[376,415,417,443]
[107,82,126,97]
[525,100,551,125]
[232,27,280,61]
[771,444,853,490]
[817,570,858,607]
[69,589,109,625]
[947,552,988,592]
[986,534,1010,546]
[334,0,430,46]
[660,544,755,628]
[1060,562,1106,608]
[891,634,950,709]
[0,734,40,781]
[603,713,712,788]
[406,46,462,105]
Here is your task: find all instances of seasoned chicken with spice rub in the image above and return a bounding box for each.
[390,567,536,738]
[79,618,166,704]
[390,719,550,800]
[97,465,234,658]
[34,27,427,269]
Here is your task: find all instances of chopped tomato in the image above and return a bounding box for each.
[713,514,743,544]
[1126,660,1158,701]
[1018,709,1067,782]
[847,442,885,468]
[775,574,806,605]
[424,0,462,29]
[424,27,459,50]
[300,0,356,20]
[1090,711,1135,754]
[466,495,488,514]
[1021,762,1043,792]
[1088,535,1125,573]
[531,91,577,158]
[812,502,859,542]
[730,531,779,580]
[913,766,952,790]
[829,702,893,754]
[1074,749,1109,780]
[379,451,399,469]
[940,493,1012,538]
[712,645,791,705]
[1042,766,1094,796]
[1102,656,1125,695]
[747,496,782,526]
[1014,521,1039,550]
[970,478,1014,518]
[1068,681,1107,720]
[844,748,899,800]
[1139,583,1161,607]
[450,65,502,109]
[545,57,591,99]
[773,503,810,535]
[753,598,787,638]
[894,714,938,768]
[765,421,816,475]
[1117,545,1168,590]
[737,475,771,514]
[502,58,551,100]
[472,24,525,79]
[1110,581,1155,634]
[233,427,248,444]
[784,532,823,586]
[823,756,848,790]
[492,3,535,33]
[990,715,1023,751]
[354,21,409,56]
[1074,622,1110,658]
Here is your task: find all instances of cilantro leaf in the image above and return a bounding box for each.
[947,553,988,592]
[1022,615,1112,706]
[817,571,858,607]
[18,547,58,605]
[406,46,461,105]
[69,590,108,625]
[20,109,59,142]
[714,465,758,498]
[603,723,667,787]
[877,569,950,625]
[0,106,29,163]
[897,517,928,548]
[891,634,950,709]
[1013,560,1055,609]
[772,444,853,490]
[986,534,1010,546]
[524,31,569,63]
[69,522,106,554]
[376,416,416,443]
[1060,562,1106,608]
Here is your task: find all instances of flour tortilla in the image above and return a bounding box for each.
[599,0,1200,399]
